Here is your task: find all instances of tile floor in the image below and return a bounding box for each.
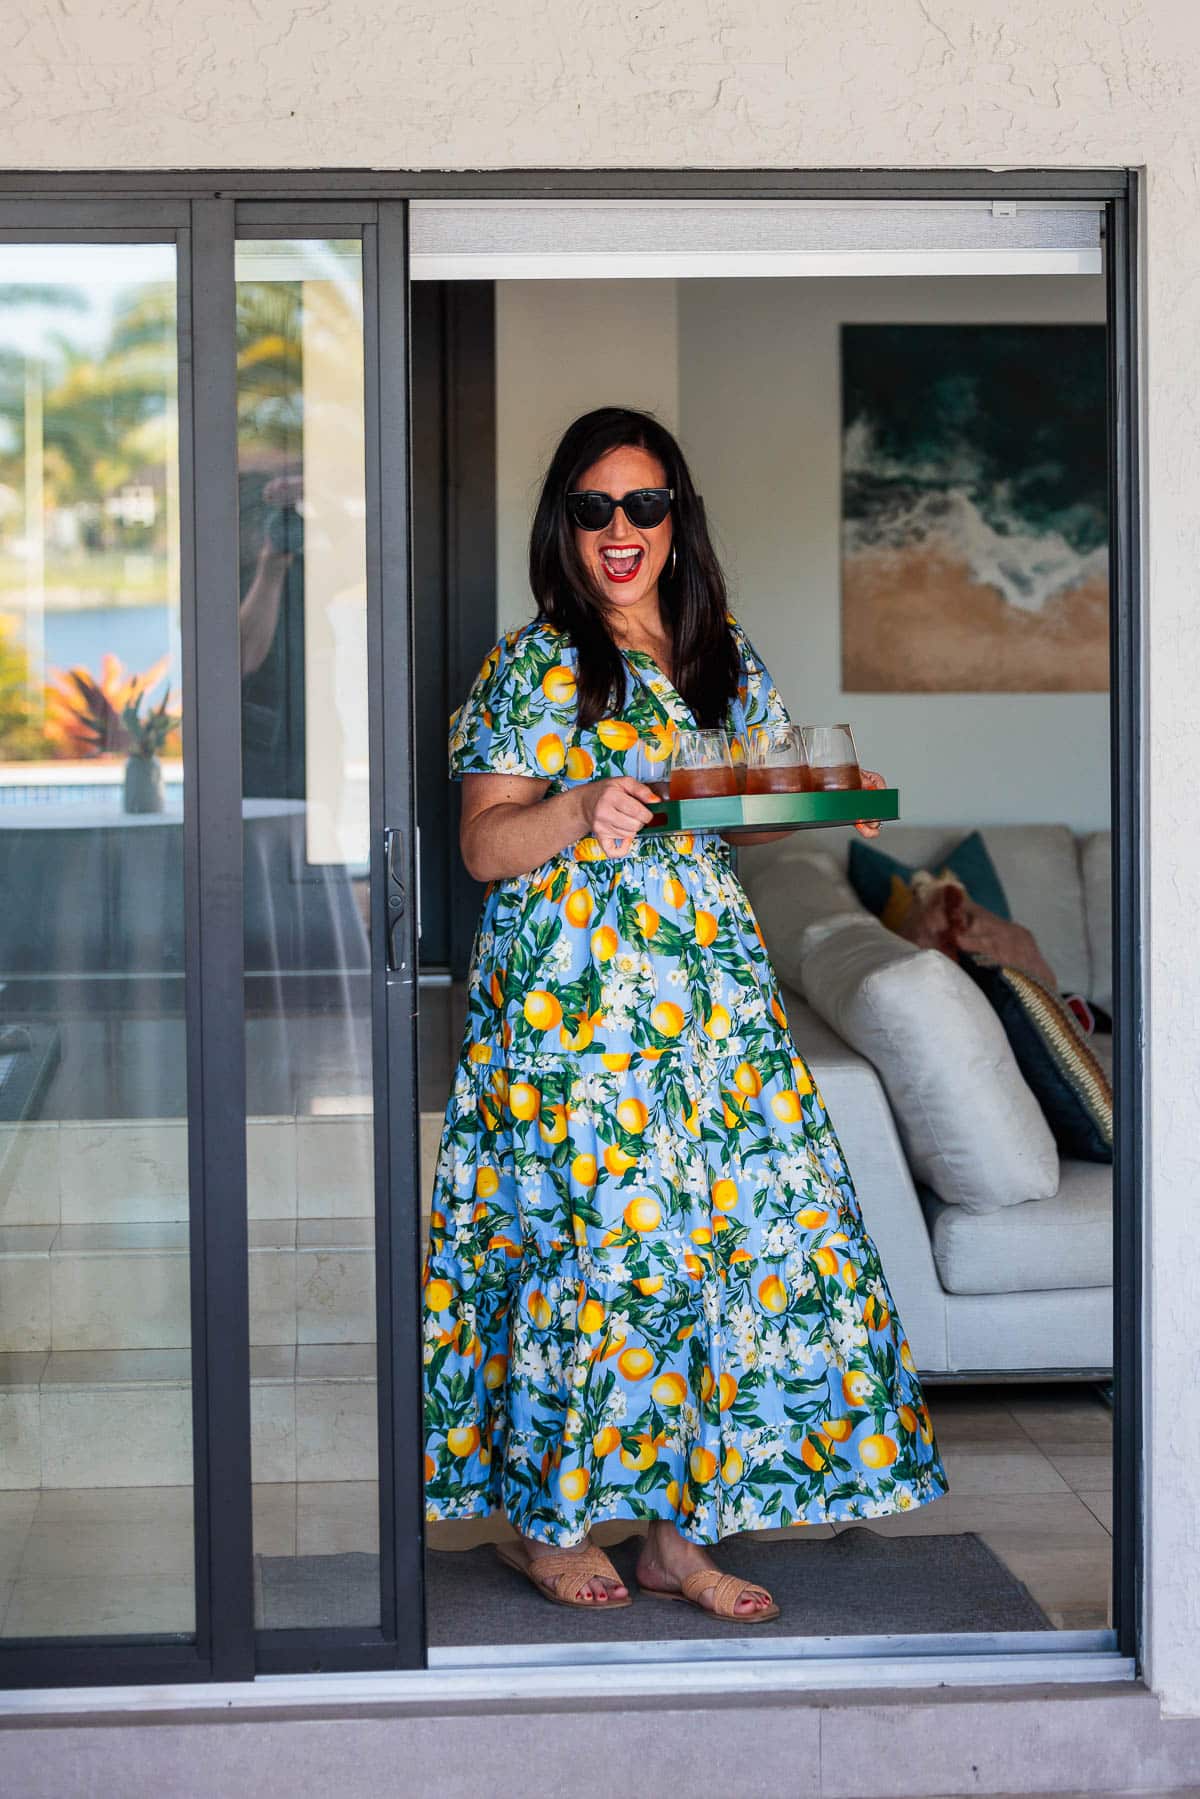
[0,1380,1113,1639]
[20,976,460,1122]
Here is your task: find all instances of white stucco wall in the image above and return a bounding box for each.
[2,0,1194,1718]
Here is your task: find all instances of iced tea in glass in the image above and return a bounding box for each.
[669,728,739,799]
[628,737,670,826]
[800,724,863,791]
[746,723,810,794]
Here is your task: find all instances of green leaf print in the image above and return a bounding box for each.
[423,618,949,1543]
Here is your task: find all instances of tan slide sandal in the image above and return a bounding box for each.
[496,1540,633,1609]
[639,1566,780,1624]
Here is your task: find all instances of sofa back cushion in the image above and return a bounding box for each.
[799,914,1060,1214]
[738,842,866,993]
[797,823,1093,998]
[1080,831,1112,1011]
[848,830,1011,927]
[976,826,1091,998]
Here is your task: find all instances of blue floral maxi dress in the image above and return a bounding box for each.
[421,615,949,1545]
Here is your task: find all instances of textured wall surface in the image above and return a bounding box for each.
[1,0,1197,1717]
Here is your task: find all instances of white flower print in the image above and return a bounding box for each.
[422,616,949,1544]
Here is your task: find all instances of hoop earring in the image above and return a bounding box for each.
[668,543,677,579]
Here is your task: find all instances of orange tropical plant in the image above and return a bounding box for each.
[44,652,180,760]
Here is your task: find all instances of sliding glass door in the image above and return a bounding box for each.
[0,173,1142,1689]
[0,199,425,1685]
[0,228,197,1651]
[231,209,423,1662]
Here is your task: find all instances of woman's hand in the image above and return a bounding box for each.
[578,775,661,859]
[855,769,887,839]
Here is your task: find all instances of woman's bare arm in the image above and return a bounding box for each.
[460,771,661,881]
[239,543,292,677]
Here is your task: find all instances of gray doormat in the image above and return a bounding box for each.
[257,1527,1053,1641]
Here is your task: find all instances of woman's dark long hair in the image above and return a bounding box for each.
[528,407,741,730]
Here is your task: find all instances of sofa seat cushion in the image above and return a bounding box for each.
[921,1160,1112,1294]
[799,913,1059,1213]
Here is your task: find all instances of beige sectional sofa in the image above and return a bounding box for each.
[738,823,1114,1380]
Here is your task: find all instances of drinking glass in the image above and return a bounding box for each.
[800,723,863,791]
[746,723,810,794]
[727,731,749,793]
[669,728,739,799]
[627,737,670,827]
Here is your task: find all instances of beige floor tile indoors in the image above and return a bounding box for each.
[0,1381,1114,1640]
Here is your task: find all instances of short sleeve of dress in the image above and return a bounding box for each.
[448,627,575,781]
[730,617,792,733]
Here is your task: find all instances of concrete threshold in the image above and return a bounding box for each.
[3,1675,1200,1797]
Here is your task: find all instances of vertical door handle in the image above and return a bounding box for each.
[415,823,422,943]
[384,826,406,972]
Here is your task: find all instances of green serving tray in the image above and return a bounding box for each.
[642,787,899,835]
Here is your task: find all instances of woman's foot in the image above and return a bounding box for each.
[516,1532,629,1603]
[634,1519,774,1617]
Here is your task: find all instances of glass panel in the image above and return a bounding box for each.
[0,242,194,1637]
[234,238,379,1628]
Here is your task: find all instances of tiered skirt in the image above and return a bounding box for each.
[422,835,949,1545]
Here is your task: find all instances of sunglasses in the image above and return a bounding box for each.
[565,487,674,531]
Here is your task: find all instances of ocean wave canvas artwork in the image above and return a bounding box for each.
[840,324,1108,693]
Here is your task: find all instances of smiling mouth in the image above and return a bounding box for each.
[599,546,645,583]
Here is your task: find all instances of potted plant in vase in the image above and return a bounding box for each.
[45,652,180,813]
[121,688,177,814]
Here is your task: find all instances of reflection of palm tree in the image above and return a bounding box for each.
[0,285,176,517]
[0,282,87,496]
[41,285,177,525]
[0,267,321,762]
[236,285,306,682]
[237,283,303,452]
[1,281,305,514]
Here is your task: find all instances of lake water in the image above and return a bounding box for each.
[43,605,178,687]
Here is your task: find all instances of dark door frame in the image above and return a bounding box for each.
[0,167,1142,1687]
[411,279,497,982]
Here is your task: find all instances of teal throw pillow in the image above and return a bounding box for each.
[848,830,1010,932]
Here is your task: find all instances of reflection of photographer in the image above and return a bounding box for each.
[240,471,305,799]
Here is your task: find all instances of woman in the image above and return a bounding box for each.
[422,407,948,1622]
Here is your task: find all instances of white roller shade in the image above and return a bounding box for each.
[409,200,1102,280]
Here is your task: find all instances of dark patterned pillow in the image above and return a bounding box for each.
[960,953,1113,1163]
